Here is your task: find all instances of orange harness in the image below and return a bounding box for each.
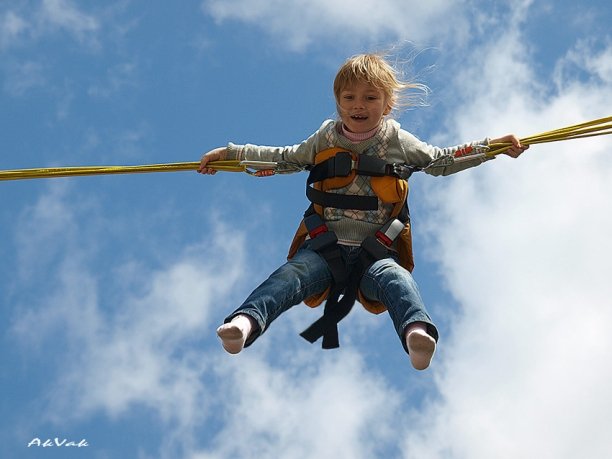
[287,147,416,348]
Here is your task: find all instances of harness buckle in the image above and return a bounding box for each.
[330,152,353,177]
[361,236,389,260]
[375,219,405,247]
[304,213,329,239]
[309,224,328,239]
[357,154,387,176]
[387,163,417,179]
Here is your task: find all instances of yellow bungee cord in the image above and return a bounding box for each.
[1,117,610,182]
[486,116,612,157]
[0,159,301,181]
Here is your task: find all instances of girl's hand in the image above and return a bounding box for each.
[198,147,227,175]
[490,134,529,158]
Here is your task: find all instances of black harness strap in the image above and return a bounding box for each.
[305,153,417,211]
[307,151,418,182]
[300,259,364,349]
[300,206,355,349]
[306,186,378,211]
[300,213,407,348]
[306,151,378,210]
[303,210,347,288]
[307,151,353,183]
[300,240,385,349]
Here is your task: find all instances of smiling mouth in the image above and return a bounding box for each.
[351,114,368,121]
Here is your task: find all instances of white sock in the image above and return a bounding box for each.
[216,314,255,354]
[405,322,436,370]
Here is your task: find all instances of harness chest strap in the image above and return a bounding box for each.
[305,150,416,211]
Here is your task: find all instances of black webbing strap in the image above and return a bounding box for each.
[300,206,351,348]
[307,152,416,182]
[300,265,361,349]
[306,153,377,210]
[300,236,392,349]
[306,186,378,210]
[305,152,416,210]
[356,154,387,176]
[307,151,353,184]
[300,205,403,349]
[303,207,347,287]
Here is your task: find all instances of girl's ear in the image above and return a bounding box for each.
[382,95,393,116]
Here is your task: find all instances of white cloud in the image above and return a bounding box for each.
[88,62,138,98]
[0,11,28,49]
[202,0,466,51]
[554,38,612,87]
[9,180,409,459]
[40,0,99,42]
[8,180,403,459]
[193,350,401,459]
[403,18,612,459]
[10,183,247,450]
[5,2,611,458]
[1,1,101,99]
[0,0,99,51]
[2,60,46,96]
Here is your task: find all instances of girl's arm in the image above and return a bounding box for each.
[399,130,528,177]
[198,120,335,175]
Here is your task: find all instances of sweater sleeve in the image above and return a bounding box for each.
[225,120,335,167]
[398,129,493,176]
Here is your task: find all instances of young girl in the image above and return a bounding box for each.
[199,53,526,370]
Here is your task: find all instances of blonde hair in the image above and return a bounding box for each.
[333,53,427,115]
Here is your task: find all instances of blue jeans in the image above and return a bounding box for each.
[226,242,439,353]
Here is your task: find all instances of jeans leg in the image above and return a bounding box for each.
[359,257,439,354]
[226,244,332,346]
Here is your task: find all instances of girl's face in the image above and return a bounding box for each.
[337,80,391,133]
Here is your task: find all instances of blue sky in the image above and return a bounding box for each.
[1,1,611,458]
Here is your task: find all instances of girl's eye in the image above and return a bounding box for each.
[343,95,354,100]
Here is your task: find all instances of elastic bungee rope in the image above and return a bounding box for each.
[486,116,611,157]
[0,160,300,181]
[1,117,610,182]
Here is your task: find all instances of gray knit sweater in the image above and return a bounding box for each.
[227,119,491,246]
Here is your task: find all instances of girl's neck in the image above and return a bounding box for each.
[341,122,381,143]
